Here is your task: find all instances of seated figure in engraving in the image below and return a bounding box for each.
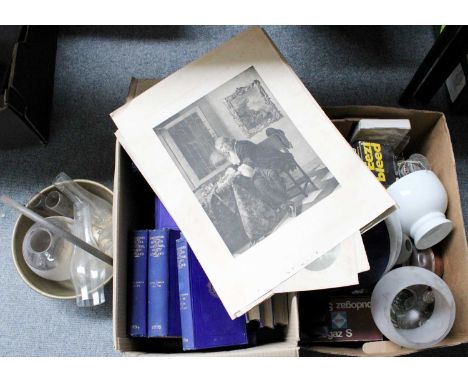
[214,136,295,214]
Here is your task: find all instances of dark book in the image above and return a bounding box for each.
[128,230,148,337]
[353,140,397,188]
[176,237,248,351]
[299,291,382,345]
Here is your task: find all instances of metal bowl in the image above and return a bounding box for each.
[11,180,113,299]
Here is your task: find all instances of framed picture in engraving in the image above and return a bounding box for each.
[225,79,283,137]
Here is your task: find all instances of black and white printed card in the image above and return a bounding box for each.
[111,27,395,319]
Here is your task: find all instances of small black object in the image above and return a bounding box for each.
[399,26,468,106]
[358,221,391,288]
[0,26,58,149]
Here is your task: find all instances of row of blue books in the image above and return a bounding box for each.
[129,228,182,338]
[128,199,248,351]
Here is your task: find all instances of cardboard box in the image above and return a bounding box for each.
[300,294,383,344]
[112,137,299,356]
[301,106,468,356]
[112,83,467,355]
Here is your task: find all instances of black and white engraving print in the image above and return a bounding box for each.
[154,67,339,256]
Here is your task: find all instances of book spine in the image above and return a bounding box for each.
[129,230,148,337]
[247,305,262,324]
[176,238,195,350]
[260,298,274,329]
[272,294,289,326]
[147,229,169,337]
[168,230,182,336]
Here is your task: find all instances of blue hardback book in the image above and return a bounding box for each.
[176,237,248,351]
[155,197,179,230]
[148,228,182,337]
[167,229,182,336]
[147,229,169,337]
[129,230,148,337]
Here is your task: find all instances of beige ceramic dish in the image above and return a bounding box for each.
[11,180,113,299]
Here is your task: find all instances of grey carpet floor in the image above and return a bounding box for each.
[0,26,466,356]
